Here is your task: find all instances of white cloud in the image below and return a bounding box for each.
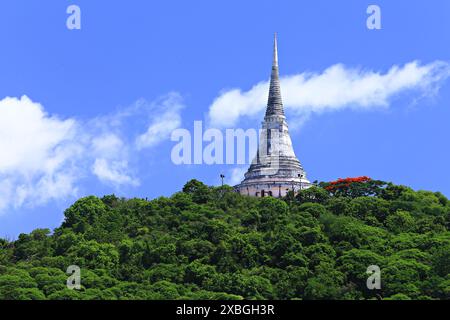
[208,61,450,127]
[92,158,139,187]
[91,133,124,157]
[87,93,185,185]
[136,93,184,150]
[0,96,81,211]
[228,166,248,186]
[0,94,184,213]
[89,133,138,186]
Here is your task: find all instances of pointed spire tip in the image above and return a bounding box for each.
[273,33,278,67]
[266,33,284,117]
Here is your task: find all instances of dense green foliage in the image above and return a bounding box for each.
[1,179,449,300]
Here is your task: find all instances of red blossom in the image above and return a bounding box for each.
[325,176,372,191]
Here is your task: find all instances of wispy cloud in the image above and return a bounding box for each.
[228,166,247,186]
[89,133,139,187]
[87,93,184,186]
[0,94,184,213]
[208,61,450,127]
[136,93,184,150]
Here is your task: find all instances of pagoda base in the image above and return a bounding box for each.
[235,178,312,198]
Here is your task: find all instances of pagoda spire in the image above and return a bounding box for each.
[273,32,279,67]
[234,34,312,198]
[265,33,285,117]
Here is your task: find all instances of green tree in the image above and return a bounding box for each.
[295,186,330,204]
[2,179,450,301]
[182,179,211,204]
[385,210,415,234]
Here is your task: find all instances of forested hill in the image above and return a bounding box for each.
[1,178,449,300]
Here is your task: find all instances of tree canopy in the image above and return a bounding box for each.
[0,178,449,300]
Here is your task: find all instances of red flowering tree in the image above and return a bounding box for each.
[319,176,387,198]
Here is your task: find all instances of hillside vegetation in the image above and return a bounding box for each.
[0,178,449,300]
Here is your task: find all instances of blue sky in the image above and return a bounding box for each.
[1,0,450,238]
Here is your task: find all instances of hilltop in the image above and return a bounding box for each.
[0,178,449,300]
